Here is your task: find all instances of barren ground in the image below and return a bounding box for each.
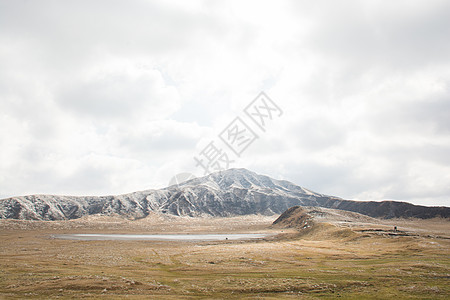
[0,212,449,299]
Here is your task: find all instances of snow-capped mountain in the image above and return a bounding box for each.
[0,168,448,220]
[158,168,329,216]
[0,169,334,220]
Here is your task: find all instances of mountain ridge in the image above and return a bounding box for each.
[0,168,448,220]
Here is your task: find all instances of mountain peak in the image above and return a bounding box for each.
[175,168,309,194]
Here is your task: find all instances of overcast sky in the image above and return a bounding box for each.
[1,0,449,206]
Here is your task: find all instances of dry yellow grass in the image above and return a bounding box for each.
[0,214,449,299]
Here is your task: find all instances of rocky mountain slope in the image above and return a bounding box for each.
[0,168,448,220]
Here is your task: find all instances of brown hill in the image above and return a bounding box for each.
[272,206,313,229]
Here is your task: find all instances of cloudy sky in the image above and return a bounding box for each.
[1,0,449,206]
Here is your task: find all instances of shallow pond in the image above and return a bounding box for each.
[52,233,271,241]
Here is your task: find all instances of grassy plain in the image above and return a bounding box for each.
[0,214,449,299]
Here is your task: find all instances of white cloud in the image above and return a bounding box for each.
[0,0,449,207]
[58,62,181,120]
